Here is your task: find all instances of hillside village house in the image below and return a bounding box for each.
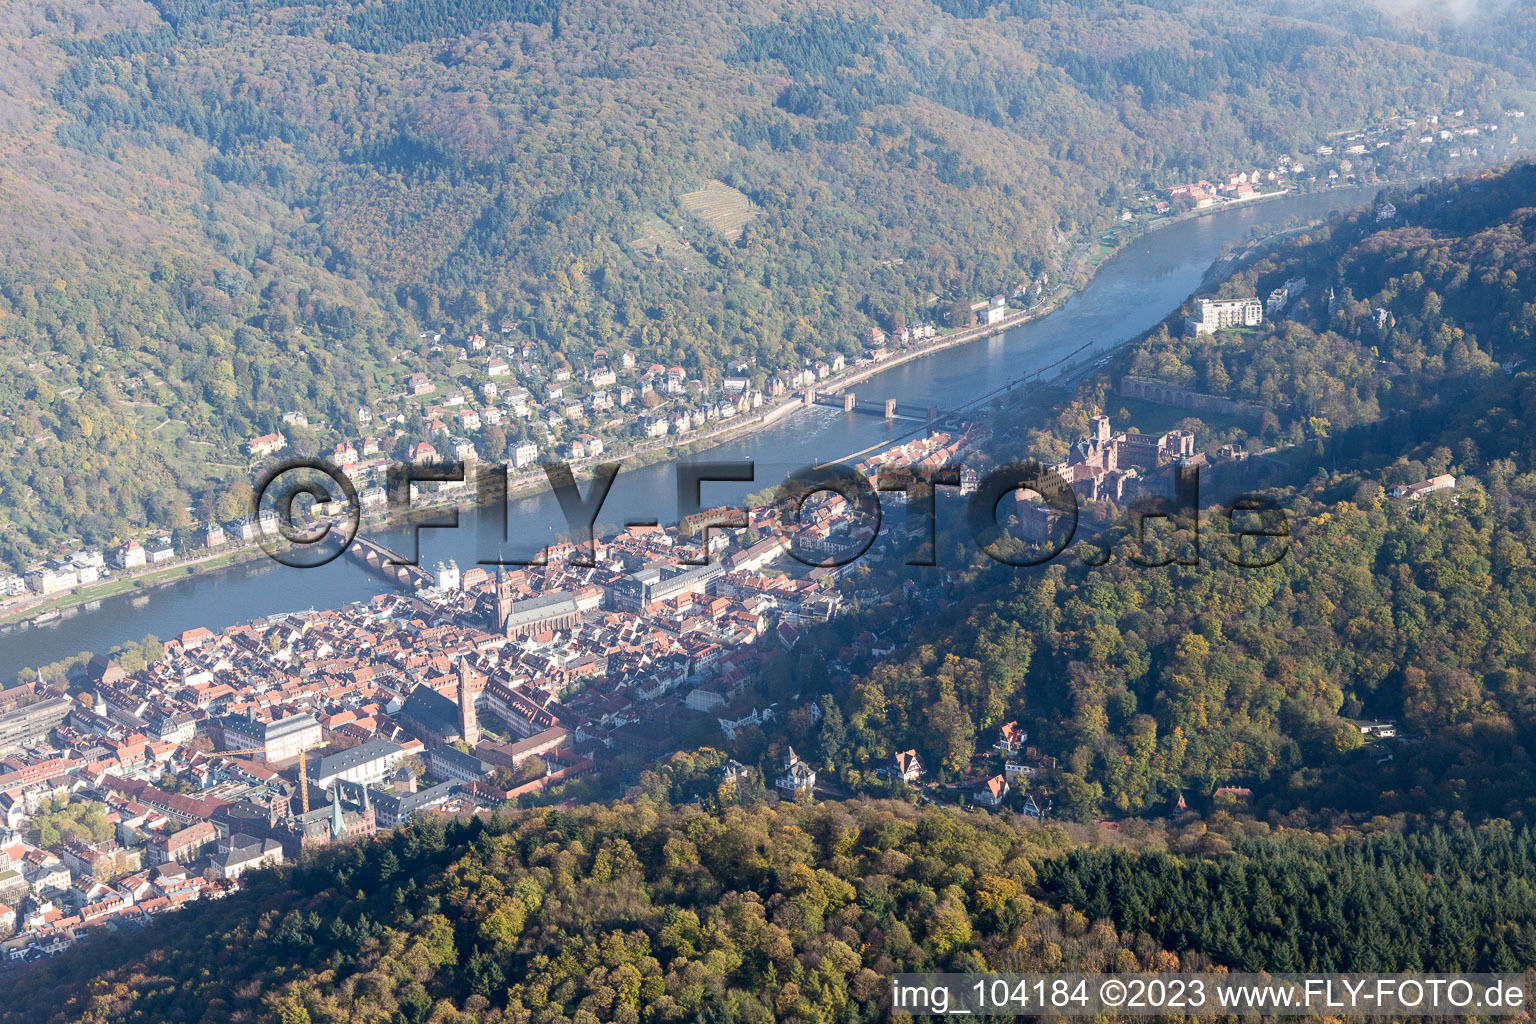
[1168,180,1218,208]
[892,749,924,783]
[993,721,1026,756]
[246,433,284,458]
[1003,760,1035,783]
[511,441,539,469]
[504,386,532,414]
[1388,474,1455,500]
[974,774,1009,807]
[112,540,146,570]
[776,747,816,798]
[1267,276,1308,315]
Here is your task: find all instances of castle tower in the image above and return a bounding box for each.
[458,658,481,748]
[1091,414,1112,444]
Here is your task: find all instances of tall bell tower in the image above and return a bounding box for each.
[494,567,515,634]
[457,657,481,748]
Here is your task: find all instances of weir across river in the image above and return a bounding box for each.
[804,388,941,422]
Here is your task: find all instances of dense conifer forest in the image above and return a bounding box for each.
[6,802,1536,1023]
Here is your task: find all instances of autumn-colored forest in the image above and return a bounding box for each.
[0,0,1527,563]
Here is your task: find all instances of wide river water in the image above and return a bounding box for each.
[0,186,1378,674]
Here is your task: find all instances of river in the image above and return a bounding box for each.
[0,186,1377,674]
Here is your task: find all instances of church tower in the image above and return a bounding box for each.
[329,781,346,839]
[494,567,515,634]
[457,657,481,748]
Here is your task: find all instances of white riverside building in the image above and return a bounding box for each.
[1188,297,1263,335]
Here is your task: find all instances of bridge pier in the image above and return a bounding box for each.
[927,405,940,423]
[349,536,431,591]
[805,387,817,407]
[842,393,856,413]
[884,399,898,419]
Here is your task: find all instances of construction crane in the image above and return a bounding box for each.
[214,744,314,815]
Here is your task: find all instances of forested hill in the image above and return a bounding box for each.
[4,801,1536,1023]
[0,0,1529,562]
[776,158,1536,826]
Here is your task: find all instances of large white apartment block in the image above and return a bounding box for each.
[1189,297,1263,335]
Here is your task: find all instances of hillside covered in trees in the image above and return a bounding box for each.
[4,801,1536,1023]
[736,159,1536,826]
[0,0,1529,562]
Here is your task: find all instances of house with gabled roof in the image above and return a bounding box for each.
[245,433,285,458]
[993,720,1026,756]
[776,746,816,798]
[892,748,924,783]
[974,773,1009,807]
